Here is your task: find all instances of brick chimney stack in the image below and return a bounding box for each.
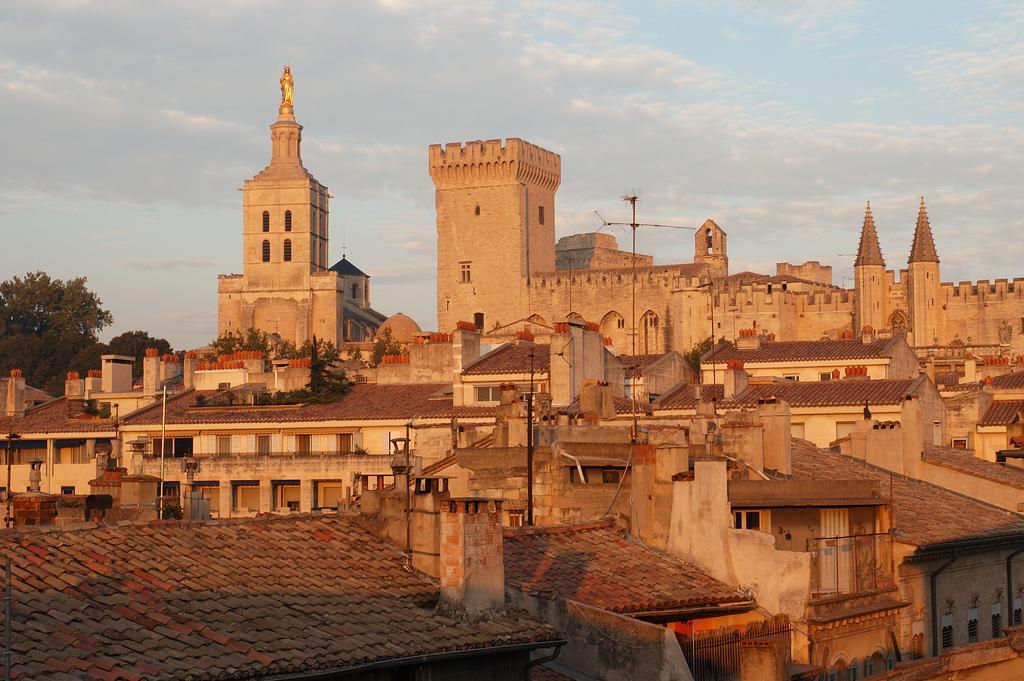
[439,497,506,617]
[143,348,160,397]
[3,369,26,418]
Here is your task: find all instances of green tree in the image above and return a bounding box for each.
[0,272,113,395]
[108,330,173,378]
[206,328,297,363]
[370,327,404,367]
[683,336,715,379]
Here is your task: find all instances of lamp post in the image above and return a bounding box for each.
[181,457,200,522]
[3,433,21,529]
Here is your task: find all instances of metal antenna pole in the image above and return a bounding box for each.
[4,556,10,681]
[526,348,535,526]
[158,386,167,518]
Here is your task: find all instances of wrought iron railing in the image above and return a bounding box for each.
[807,532,894,599]
[679,615,791,681]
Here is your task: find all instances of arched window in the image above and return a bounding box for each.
[284,210,292,232]
[351,283,359,299]
[261,240,270,262]
[283,239,292,262]
[262,211,270,232]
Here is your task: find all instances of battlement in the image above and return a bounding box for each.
[428,138,560,191]
[942,277,1024,300]
[529,263,706,292]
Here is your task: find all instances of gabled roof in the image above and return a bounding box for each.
[790,440,1024,548]
[651,384,724,410]
[908,197,939,263]
[703,338,897,364]
[0,397,118,436]
[504,520,748,614]
[462,343,550,376]
[654,378,921,411]
[617,353,673,378]
[978,400,1024,427]
[121,384,495,426]
[329,255,369,277]
[855,201,885,267]
[0,514,556,680]
[922,445,1024,491]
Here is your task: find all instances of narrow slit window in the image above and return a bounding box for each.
[262,240,270,262]
[283,239,292,262]
[285,210,292,232]
[262,211,270,232]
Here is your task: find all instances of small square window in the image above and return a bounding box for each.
[60,486,75,495]
[602,469,621,484]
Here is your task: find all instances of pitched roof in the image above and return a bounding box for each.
[790,439,1024,548]
[652,384,724,410]
[617,353,672,378]
[703,338,897,364]
[978,400,1024,427]
[655,379,919,411]
[121,384,495,427]
[0,398,118,436]
[854,201,885,267]
[922,445,1024,490]
[503,520,748,614]
[328,255,368,277]
[0,514,556,680]
[993,372,1024,389]
[463,343,550,376]
[908,196,939,263]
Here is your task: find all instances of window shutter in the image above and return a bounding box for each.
[352,432,363,451]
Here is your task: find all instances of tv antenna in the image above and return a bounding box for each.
[594,193,696,439]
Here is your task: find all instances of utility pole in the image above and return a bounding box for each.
[526,346,536,526]
[4,433,20,529]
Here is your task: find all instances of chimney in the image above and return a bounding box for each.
[64,371,85,399]
[901,395,924,479]
[183,351,198,389]
[143,348,160,397]
[740,637,790,681]
[924,357,936,383]
[757,398,792,474]
[439,497,505,617]
[451,322,481,407]
[101,355,134,393]
[550,319,605,407]
[736,328,760,350]
[84,369,102,395]
[160,353,182,383]
[3,369,26,418]
[964,358,978,384]
[723,360,748,399]
[13,459,58,526]
[579,381,615,420]
[861,325,875,344]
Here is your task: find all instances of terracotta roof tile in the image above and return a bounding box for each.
[790,439,1024,548]
[0,514,556,680]
[121,383,494,426]
[0,398,117,436]
[656,379,918,411]
[504,520,747,614]
[462,343,550,376]
[978,400,1024,427]
[993,372,1024,389]
[922,445,1024,490]
[704,338,896,364]
[654,384,724,410]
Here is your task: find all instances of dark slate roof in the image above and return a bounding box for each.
[0,514,556,680]
[855,201,885,267]
[908,197,939,263]
[329,256,369,277]
[703,338,897,364]
[121,384,495,426]
[504,520,748,614]
[790,439,1024,548]
[978,400,1024,427]
[462,343,551,376]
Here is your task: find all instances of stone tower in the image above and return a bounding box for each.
[906,197,941,347]
[853,202,888,334]
[693,219,728,279]
[430,139,561,333]
[218,68,344,346]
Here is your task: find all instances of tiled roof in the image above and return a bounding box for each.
[463,343,550,376]
[504,520,747,614]
[0,398,118,435]
[0,514,556,680]
[993,372,1024,389]
[531,665,577,681]
[121,384,495,426]
[978,400,1024,427]
[654,384,724,410]
[922,445,1024,490]
[791,439,1024,548]
[704,338,896,364]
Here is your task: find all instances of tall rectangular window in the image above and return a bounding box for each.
[216,435,232,455]
[256,435,271,455]
[296,434,312,454]
[337,433,353,453]
[460,262,471,283]
[538,206,545,225]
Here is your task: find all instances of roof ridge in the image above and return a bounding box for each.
[908,196,940,263]
[504,519,614,538]
[854,200,885,267]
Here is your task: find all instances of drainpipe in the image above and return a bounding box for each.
[524,643,564,680]
[555,444,586,484]
[1006,547,1024,629]
[930,554,957,657]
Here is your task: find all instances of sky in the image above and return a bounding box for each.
[1,0,1022,350]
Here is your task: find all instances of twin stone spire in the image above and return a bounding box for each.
[855,197,939,269]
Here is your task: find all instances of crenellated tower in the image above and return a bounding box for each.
[853,201,888,334]
[430,138,561,332]
[906,197,942,347]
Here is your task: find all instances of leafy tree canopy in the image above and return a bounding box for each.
[108,330,173,378]
[370,327,405,367]
[206,329,297,363]
[683,336,715,379]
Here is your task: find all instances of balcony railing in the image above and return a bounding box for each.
[147,450,379,459]
[807,533,895,600]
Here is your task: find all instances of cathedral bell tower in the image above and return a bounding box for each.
[217,68,343,346]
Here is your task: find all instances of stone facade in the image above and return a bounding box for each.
[432,139,1024,358]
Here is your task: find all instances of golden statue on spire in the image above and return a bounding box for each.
[279,66,294,114]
